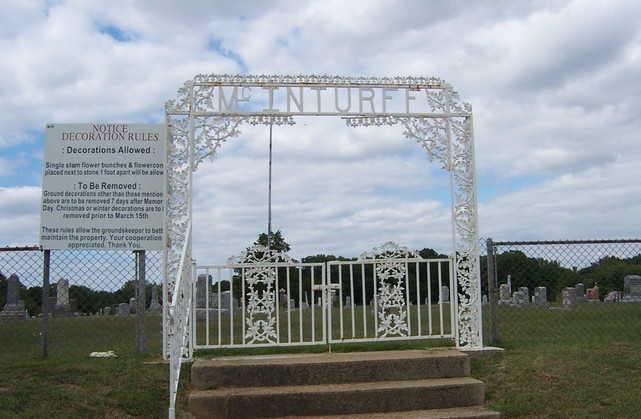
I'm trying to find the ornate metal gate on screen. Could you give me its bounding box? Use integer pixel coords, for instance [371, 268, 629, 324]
[326, 242, 455, 344]
[192, 246, 327, 349]
[191, 242, 455, 351]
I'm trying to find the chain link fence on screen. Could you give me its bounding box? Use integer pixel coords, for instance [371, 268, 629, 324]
[483, 239, 641, 347]
[4, 239, 641, 357]
[0, 247, 163, 359]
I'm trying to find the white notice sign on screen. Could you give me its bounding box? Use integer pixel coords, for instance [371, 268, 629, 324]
[40, 123, 166, 250]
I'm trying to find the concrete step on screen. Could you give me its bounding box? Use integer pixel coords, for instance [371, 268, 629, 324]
[275, 406, 501, 418]
[188, 349, 499, 419]
[188, 377, 486, 419]
[191, 349, 470, 389]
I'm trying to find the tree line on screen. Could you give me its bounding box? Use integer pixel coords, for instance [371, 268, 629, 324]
[2, 232, 640, 316]
[482, 250, 641, 302]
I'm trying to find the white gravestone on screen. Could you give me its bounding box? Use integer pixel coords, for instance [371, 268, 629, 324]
[512, 290, 527, 307]
[440, 286, 450, 303]
[604, 291, 621, 302]
[345, 296, 352, 308]
[300, 292, 310, 309]
[56, 278, 70, 308]
[562, 287, 578, 309]
[499, 283, 511, 305]
[532, 287, 547, 306]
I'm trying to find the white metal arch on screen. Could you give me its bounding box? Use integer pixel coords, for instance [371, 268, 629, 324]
[163, 74, 483, 356]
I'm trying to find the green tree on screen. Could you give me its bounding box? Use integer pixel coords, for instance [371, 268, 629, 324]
[0, 271, 7, 308]
[233, 230, 292, 303]
[23, 286, 42, 317]
[576, 255, 641, 299]
[253, 229, 291, 253]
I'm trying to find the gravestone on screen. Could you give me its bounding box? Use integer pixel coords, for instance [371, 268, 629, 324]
[370, 299, 379, 314]
[300, 291, 310, 309]
[604, 291, 621, 302]
[0, 274, 27, 320]
[56, 278, 70, 308]
[117, 303, 130, 316]
[196, 274, 211, 308]
[498, 283, 511, 305]
[330, 290, 338, 306]
[440, 286, 450, 303]
[129, 297, 136, 313]
[148, 285, 162, 314]
[52, 278, 77, 317]
[279, 288, 287, 307]
[586, 284, 599, 302]
[221, 291, 237, 312]
[562, 287, 577, 309]
[103, 306, 112, 315]
[482, 295, 488, 305]
[512, 289, 528, 307]
[622, 275, 641, 303]
[532, 287, 547, 306]
[519, 287, 530, 306]
[575, 283, 586, 302]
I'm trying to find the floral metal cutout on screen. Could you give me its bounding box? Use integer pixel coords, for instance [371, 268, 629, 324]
[360, 242, 421, 338]
[229, 245, 294, 344]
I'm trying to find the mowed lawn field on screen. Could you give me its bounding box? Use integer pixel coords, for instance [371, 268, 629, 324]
[1, 303, 640, 418]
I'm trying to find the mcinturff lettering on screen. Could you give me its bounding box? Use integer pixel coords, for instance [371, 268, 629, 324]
[207, 85, 429, 115]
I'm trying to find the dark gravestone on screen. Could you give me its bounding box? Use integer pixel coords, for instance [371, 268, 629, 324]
[0, 274, 27, 320]
[148, 285, 162, 314]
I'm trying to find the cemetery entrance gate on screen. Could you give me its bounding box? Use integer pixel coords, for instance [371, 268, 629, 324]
[164, 75, 484, 417]
[191, 242, 456, 350]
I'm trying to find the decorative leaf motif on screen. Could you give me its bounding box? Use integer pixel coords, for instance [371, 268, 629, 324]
[360, 242, 419, 338]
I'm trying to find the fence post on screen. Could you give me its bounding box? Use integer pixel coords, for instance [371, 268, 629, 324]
[41, 249, 50, 358]
[486, 238, 499, 344]
[135, 250, 146, 354]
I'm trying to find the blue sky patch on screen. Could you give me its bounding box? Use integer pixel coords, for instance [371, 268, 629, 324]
[207, 38, 247, 73]
[98, 24, 136, 43]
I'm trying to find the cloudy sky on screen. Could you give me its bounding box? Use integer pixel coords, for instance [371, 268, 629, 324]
[1, 0, 640, 264]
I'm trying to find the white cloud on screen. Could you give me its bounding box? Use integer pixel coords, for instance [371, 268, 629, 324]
[0, 186, 41, 246]
[0, 0, 640, 259]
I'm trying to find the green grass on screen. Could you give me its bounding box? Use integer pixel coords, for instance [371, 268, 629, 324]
[1, 303, 640, 418]
[193, 304, 454, 347]
[0, 315, 190, 419]
[474, 303, 641, 418]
